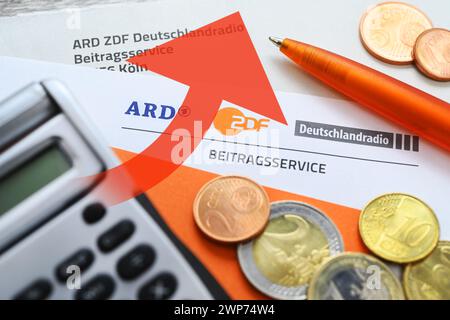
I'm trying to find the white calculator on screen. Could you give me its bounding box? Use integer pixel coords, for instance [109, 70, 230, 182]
[0, 80, 227, 300]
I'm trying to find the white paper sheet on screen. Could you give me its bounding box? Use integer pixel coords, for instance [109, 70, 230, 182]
[0, 0, 448, 102]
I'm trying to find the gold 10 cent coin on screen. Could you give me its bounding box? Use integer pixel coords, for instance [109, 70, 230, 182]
[360, 2, 432, 64]
[193, 176, 270, 243]
[413, 28, 450, 81]
[308, 253, 405, 300]
[359, 193, 439, 263]
[404, 240, 450, 300]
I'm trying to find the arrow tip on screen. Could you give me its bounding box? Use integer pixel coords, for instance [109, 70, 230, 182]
[128, 12, 288, 125]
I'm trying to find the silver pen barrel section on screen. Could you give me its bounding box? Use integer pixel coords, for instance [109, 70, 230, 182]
[269, 36, 283, 48]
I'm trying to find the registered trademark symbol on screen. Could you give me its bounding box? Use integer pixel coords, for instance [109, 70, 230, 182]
[178, 105, 191, 117]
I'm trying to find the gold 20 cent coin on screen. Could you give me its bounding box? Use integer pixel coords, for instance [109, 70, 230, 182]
[414, 28, 450, 81]
[359, 193, 439, 263]
[360, 2, 432, 64]
[404, 240, 450, 300]
[193, 176, 270, 243]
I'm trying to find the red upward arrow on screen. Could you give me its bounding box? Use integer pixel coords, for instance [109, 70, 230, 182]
[92, 12, 286, 205]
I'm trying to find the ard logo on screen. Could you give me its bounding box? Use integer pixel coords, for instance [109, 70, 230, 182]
[213, 107, 269, 136]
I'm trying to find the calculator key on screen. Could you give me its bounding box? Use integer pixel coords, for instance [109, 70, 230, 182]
[55, 248, 95, 282]
[97, 220, 135, 253]
[14, 279, 52, 300]
[116, 244, 155, 280]
[75, 274, 115, 300]
[82, 203, 106, 224]
[138, 272, 177, 300]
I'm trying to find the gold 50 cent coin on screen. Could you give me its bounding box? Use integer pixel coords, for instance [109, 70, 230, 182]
[308, 253, 405, 300]
[193, 176, 270, 243]
[359, 193, 439, 263]
[413, 28, 450, 81]
[404, 240, 450, 300]
[360, 2, 432, 64]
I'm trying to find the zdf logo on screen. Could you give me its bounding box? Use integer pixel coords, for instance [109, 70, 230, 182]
[213, 107, 269, 136]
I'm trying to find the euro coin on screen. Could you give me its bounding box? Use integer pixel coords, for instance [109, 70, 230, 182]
[308, 253, 405, 300]
[193, 176, 270, 243]
[237, 201, 344, 300]
[403, 240, 450, 300]
[359, 193, 439, 263]
[383, 260, 404, 281]
[413, 28, 450, 81]
[360, 2, 432, 64]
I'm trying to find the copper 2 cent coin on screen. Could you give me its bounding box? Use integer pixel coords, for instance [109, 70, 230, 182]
[193, 176, 270, 243]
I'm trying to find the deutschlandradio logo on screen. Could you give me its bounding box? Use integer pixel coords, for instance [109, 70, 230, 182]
[295, 120, 419, 151]
[213, 107, 270, 136]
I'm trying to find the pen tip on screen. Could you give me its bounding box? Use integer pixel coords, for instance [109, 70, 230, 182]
[269, 36, 283, 48]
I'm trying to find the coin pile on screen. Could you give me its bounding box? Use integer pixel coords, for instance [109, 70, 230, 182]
[193, 176, 449, 300]
[360, 2, 450, 81]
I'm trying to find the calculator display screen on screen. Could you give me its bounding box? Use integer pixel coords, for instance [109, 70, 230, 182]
[0, 144, 72, 215]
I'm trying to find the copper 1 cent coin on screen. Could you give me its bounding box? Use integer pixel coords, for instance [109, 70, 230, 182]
[360, 2, 432, 64]
[414, 28, 450, 81]
[193, 176, 270, 243]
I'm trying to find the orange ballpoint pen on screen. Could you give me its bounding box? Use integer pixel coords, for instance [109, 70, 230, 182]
[269, 37, 450, 152]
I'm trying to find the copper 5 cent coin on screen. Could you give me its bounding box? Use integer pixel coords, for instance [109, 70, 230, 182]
[193, 176, 270, 243]
[360, 2, 432, 64]
[414, 28, 450, 81]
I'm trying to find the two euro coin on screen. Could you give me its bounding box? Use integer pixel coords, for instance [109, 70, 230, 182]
[237, 201, 344, 300]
